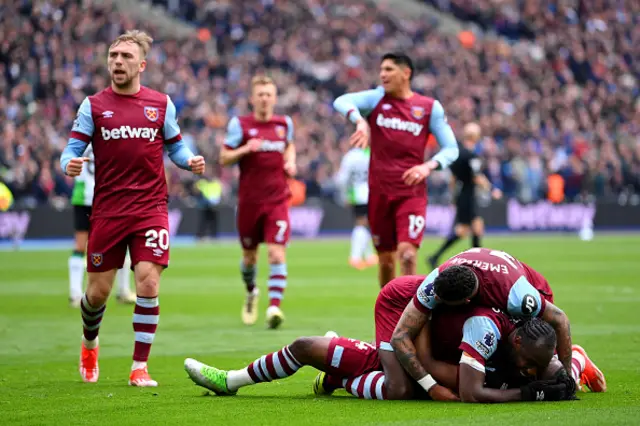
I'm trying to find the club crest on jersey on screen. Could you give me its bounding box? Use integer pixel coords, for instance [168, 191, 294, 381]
[249, 128, 258, 137]
[411, 106, 425, 120]
[275, 125, 286, 139]
[90, 253, 103, 267]
[144, 106, 159, 122]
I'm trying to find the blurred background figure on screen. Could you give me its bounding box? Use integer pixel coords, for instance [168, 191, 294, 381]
[427, 122, 502, 268]
[335, 147, 377, 270]
[194, 169, 223, 242]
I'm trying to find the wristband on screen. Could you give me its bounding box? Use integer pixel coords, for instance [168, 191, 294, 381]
[417, 374, 437, 392]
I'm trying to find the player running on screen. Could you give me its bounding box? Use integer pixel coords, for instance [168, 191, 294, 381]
[427, 123, 502, 268]
[60, 30, 205, 387]
[335, 147, 377, 269]
[220, 76, 296, 329]
[391, 247, 606, 394]
[68, 143, 136, 307]
[333, 52, 459, 288]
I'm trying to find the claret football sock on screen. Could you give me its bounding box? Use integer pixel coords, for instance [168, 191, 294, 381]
[268, 263, 287, 307]
[226, 345, 302, 392]
[342, 371, 387, 400]
[132, 296, 159, 363]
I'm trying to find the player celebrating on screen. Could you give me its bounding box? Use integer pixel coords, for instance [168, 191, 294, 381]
[60, 30, 205, 387]
[68, 144, 136, 307]
[184, 333, 386, 399]
[335, 147, 377, 269]
[390, 248, 595, 395]
[333, 52, 459, 288]
[427, 123, 502, 268]
[220, 76, 296, 329]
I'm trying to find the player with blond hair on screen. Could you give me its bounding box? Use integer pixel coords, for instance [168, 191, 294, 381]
[220, 75, 296, 329]
[60, 30, 206, 387]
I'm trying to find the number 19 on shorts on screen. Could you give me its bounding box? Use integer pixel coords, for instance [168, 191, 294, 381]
[408, 214, 425, 239]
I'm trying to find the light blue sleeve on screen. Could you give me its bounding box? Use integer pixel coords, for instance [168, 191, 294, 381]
[71, 97, 94, 138]
[164, 140, 195, 170]
[461, 316, 501, 360]
[415, 268, 440, 310]
[163, 95, 181, 142]
[60, 138, 89, 173]
[224, 117, 243, 148]
[332, 87, 385, 124]
[285, 115, 294, 142]
[429, 101, 459, 169]
[507, 276, 543, 317]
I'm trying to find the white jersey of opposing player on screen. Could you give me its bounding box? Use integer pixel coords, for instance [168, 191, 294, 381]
[70, 144, 95, 207]
[336, 147, 370, 205]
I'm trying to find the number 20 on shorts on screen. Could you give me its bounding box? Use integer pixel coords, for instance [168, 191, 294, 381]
[145, 229, 170, 250]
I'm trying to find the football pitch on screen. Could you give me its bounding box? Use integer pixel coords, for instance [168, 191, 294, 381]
[1, 235, 639, 425]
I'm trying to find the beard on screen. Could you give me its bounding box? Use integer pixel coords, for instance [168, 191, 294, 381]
[111, 70, 137, 89]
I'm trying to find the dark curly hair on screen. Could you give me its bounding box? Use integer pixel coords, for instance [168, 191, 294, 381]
[433, 265, 477, 302]
[517, 318, 557, 351]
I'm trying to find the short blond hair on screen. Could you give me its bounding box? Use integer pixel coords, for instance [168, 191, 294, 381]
[110, 30, 154, 58]
[251, 75, 276, 90]
[463, 122, 481, 141]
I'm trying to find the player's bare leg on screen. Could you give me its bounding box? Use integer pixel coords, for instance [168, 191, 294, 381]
[240, 248, 259, 325]
[397, 242, 418, 276]
[129, 261, 162, 387]
[470, 217, 484, 248]
[427, 224, 470, 269]
[377, 251, 396, 288]
[69, 231, 88, 307]
[266, 243, 287, 329]
[116, 251, 136, 304]
[80, 269, 117, 383]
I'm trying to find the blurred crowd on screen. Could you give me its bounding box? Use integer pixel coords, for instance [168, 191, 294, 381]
[0, 0, 638, 210]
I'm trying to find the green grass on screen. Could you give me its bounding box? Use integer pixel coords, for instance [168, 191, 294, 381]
[1, 236, 639, 425]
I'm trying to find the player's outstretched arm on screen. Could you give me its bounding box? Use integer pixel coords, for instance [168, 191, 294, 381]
[458, 362, 522, 403]
[541, 302, 572, 373]
[428, 101, 459, 170]
[332, 87, 385, 124]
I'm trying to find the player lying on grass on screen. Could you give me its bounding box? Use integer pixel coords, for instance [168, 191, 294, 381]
[391, 247, 590, 395]
[318, 275, 599, 402]
[183, 318, 573, 402]
[183, 301, 589, 402]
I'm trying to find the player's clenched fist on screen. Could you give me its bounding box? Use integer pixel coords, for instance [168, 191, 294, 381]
[188, 156, 206, 175]
[65, 157, 90, 177]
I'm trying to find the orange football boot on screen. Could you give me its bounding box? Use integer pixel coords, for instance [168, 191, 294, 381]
[573, 345, 606, 392]
[129, 366, 158, 387]
[79, 341, 99, 383]
[349, 259, 367, 270]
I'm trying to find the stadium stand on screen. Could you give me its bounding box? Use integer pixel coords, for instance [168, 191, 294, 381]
[1, 0, 638, 209]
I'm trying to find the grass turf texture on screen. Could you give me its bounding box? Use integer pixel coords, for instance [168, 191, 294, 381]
[0, 235, 639, 425]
